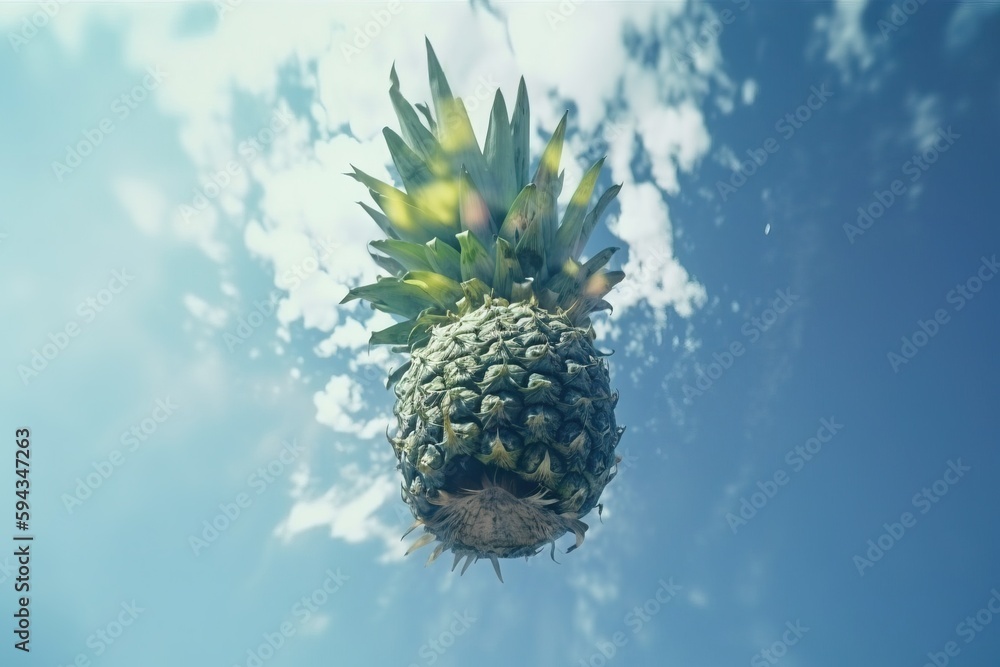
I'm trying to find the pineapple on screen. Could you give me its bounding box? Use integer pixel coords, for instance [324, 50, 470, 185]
[341, 40, 626, 581]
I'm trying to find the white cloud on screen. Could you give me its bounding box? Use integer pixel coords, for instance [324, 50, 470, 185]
[638, 101, 711, 195]
[906, 93, 943, 153]
[945, 3, 1000, 53]
[570, 570, 620, 604]
[591, 318, 622, 344]
[298, 614, 330, 636]
[113, 176, 167, 235]
[275, 467, 405, 563]
[688, 588, 709, 608]
[607, 182, 707, 324]
[182, 294, 228, 329]
[715, 144, 741, 172]
[317, 311, 396, 357]
[316, 317, 368, 356]
[742, 79, 758, 105]
[506, 3, 658, 131]
[243, 130, 411, 335]
[811, 0, 875, 83]
[314, 374, 391, 439]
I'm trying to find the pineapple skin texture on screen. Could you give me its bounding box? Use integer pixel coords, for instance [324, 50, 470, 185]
[390, 297, 624, 558]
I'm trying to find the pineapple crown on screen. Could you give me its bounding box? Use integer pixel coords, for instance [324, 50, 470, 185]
[341, 38, 624, 352]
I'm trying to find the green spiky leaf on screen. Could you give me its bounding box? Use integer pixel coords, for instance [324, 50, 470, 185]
[550, 254, 625, 308]
[566, 271, 624, 324]
[532, 113, 567, 198]
[380, 310, 454, 354]
[402, 271, 464, 307]
[553, 169, 565, 200]
[510, 77, 530, 190]
[514, 211, 547, 280]
[424, 238, 462, 282]
[483, 90, 517, 220]
[425, 39, 454, 128]
[369, 239, 434, 273]
[456, 230, 494, 284]
[340, 279, 441, 319]
[511, 279, 534, 302]
[459, 278, 491, 311]
[414, 102, 436, 134]
[349, 167, 442, 243]
[572, 183, 621, 259]
[565, 296, 613, 323]
[366, 188, 459, 245]
[358, 201, 399, 240]
[582, 270, 625, 299]
[492, 237, 521, 300]
[388, 64, 439, 162]
[544, 257, 580, 300]
[383, 128, 436, 194]
[551, 157, 605, 272]
[437, 96, 493, 211]
[368, 249, 405, 276]
[385, 360, 412, 388]
[536, 187, 558, 268]
[497, 184, 541, 246]
[370, 318, 420, 346]
[458, 170, 495, 248]
[578, 247, 620, 284]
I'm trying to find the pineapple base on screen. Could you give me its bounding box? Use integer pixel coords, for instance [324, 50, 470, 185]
[404, 463, 588, 582]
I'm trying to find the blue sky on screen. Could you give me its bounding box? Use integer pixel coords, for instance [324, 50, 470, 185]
[2, 1, 999, 666]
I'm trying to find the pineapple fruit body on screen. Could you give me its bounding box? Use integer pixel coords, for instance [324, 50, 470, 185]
[392, 298, 623, 570]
